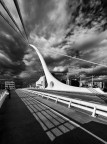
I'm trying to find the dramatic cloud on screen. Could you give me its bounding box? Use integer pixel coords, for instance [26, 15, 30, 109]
[0, 0, 107, 85]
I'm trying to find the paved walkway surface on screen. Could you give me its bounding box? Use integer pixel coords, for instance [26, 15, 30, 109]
[0, 90, 107, 144]
[0, 90, 50, 144]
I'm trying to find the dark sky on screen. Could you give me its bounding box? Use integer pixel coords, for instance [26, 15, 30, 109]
[0, 0, 107, 83]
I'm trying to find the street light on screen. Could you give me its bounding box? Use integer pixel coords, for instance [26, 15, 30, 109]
[92, 66, 95, 87]
[79, 75, 81, 87]
[92, 75, 94, 87]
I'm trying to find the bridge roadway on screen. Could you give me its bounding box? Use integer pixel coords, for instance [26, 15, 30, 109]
[0, 90, 107, 144]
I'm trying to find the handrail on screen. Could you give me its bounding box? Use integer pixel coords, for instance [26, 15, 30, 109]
[0, 90, 8, 108]
[23, 89, 107, 118]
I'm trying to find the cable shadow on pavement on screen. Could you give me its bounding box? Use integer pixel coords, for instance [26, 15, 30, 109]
[18, 92, 107, 144]
[21, 96, 76, 141]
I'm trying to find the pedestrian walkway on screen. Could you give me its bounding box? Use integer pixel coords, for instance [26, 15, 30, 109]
[0, 90, 51, 144]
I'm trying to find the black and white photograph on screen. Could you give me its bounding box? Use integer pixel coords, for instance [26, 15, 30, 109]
[0, 0, 107, 143]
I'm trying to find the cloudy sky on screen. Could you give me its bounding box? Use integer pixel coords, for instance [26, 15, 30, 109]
[0, 0, 107, 83]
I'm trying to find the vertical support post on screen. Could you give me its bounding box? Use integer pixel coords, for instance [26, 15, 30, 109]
[91, 106, 96, 117]
[55, 97, 58, 103]
[47, 96, 49, 100]
[92, 75, 93, 87]
[66, 75, 70, 85]
[79, 75, 81, 87]
[68, 100, 72, 108]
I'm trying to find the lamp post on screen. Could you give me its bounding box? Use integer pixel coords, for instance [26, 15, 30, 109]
[67, 75, 70, 85]
[92, 75, 94, 87]
[79, 75, 81, 87]
[92, 66, 94, 87]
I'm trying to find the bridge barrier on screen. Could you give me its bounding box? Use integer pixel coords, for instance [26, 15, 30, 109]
[0, 90, 9, 108]
[23, 89, 107, 118]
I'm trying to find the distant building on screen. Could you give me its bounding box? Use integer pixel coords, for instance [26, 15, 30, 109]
[5, 81, 15, 89]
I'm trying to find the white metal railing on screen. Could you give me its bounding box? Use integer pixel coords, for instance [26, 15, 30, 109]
[22, 89, 107, 118]
[0, 90, 9, 108]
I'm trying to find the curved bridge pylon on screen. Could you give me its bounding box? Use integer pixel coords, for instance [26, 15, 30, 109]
[29, 44, 102, 94]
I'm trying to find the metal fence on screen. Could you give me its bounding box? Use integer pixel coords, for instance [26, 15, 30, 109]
[23, 89, 107, 118]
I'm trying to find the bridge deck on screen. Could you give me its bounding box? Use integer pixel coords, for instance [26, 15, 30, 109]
[0, 91, 50, 144]
[0, 90, 107, 144]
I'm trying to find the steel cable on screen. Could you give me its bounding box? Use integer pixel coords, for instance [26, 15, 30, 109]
[0, 11, 27, 44]
[13, 0, 28, 42]
[0, 0, 28, 43]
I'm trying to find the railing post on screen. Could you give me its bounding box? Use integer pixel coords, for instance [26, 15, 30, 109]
[68, 100, 72, 108]
[55, 97, 58, 103]
[91, 106, 97, 117]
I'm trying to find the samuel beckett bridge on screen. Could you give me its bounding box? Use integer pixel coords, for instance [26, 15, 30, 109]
[0, 0, 107, 144]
